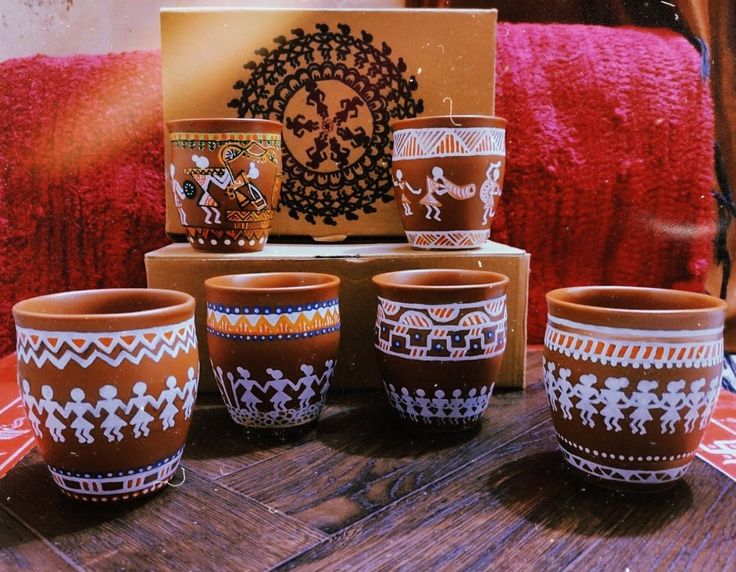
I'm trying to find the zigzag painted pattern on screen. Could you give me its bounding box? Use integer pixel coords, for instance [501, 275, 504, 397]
[16, 319, 197, 369]
[545, 323, 723, 369]
[560, 446, 689, 484]
[207, 302, 340, 338]
[170, 132, 281, 144]
[393, 127, 505, 160]
[406, 230, 489, 249]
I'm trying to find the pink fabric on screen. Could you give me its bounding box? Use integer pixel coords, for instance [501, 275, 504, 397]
[0, 52, 168, 356]
[493, 24, 715, 341]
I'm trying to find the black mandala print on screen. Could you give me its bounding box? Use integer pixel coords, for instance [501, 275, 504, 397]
[228, 23, 424, 225]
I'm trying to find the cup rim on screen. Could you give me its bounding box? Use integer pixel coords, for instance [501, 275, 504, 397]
[205, 272, 340, 293]
[546, 285, 728, 317]
[12, 288, 194, 323]
[167, 117, 282, 133]
[391, 115, 507, 131]
[372, 268, 509, 292]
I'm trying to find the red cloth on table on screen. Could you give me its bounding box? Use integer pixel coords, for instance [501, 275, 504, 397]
[0, 24, 715, 356]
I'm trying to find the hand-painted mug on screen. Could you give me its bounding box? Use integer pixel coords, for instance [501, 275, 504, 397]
[13, 288, 199, 502]
[391, 115, 506, 250]
[168, 118, 282, 253]
[205, 273, 340, 430]
[373, 269, 509, 431]
[544, 286, 727, 491]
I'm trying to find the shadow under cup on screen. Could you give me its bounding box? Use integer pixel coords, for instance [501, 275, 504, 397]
[543, 286, 728, 492]
[12, 288, 199, 502]
[205, 272, 341, 430]
[373, 269, 509, 431]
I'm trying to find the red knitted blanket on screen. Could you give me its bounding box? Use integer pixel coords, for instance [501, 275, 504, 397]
[0, 24, 715, 357]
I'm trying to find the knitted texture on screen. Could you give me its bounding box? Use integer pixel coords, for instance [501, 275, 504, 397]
[493, 24, 715, 342]
[0, 51, 168, 356]
[0, 24, 716, 355]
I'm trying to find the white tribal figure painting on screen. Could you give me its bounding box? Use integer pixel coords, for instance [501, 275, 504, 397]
[213, 360, 336, 427]
[19, 367, 198, 445]
[543, 359, 721, 435]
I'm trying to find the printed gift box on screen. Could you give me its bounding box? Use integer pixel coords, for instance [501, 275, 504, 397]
[161, 8, 497, 239]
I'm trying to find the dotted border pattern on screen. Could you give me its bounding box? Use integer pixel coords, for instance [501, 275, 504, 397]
[47, 447, 184, 502]
[207, 298, 339, 316]
[555, 432, 697, 463]
[207, 324, 341, 342]
[559, 446, 691, 484]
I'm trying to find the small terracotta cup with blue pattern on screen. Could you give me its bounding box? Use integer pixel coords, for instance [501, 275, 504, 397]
[373, 269, 509, 432]
[205, 272, 340, 431]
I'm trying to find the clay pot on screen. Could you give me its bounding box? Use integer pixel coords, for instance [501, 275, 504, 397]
[205, 273, 340, 430]
[390, 115, 506, 250]
[167, 118, 282, 253]
[372, 269, 509, 431]
[12, 289, 199, 502]
[544, 286, 727, 491]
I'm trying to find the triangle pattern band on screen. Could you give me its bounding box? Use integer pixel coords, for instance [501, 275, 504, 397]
[393, 127, 506, 160]
[17, 319, 198, 370]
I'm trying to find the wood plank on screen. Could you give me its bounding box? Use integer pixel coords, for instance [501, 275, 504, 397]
[219, 380, 549, 533]
[0, 505, 80, 571]
[183, 394, 366, 480]
[0, 450, 327, 571]
[564, 464, 736, 570]
[183, 395, 303, 480]
[280, 421, 736, 570]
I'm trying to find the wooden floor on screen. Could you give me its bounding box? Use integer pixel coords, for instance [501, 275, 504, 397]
[1, 349, 734, 571]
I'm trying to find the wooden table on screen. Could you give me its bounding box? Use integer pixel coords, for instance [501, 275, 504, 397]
[1, 349, 734, 570]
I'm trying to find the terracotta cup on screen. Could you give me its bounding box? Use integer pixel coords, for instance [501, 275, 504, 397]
[167, 118, 282, 253]
[373, 269, 509, 431]
[390, 115, 506, 250]
[544, 286, 727, 491]
[205, 273, 340, 429]
[12, 289, 199, 502]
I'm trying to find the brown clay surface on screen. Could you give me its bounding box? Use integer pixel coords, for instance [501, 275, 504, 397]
[12, 289, 198, 473]
[544, 286, 728, 488]
[168, 118, 282, 253]
[373, 269, 508, 430]
[205, 273, 340, 425]
[391, 115, 506, 238]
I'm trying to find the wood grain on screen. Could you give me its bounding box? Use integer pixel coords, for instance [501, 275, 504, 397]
[184, 394, 369, 480]
[0, 505, 80, 571]
[219, 383, 548, 533]
[0, 451, 326, 571]
[280, 421, 734, 571]
[1, 348, 734, 570]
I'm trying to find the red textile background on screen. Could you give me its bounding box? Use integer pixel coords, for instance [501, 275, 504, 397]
[492, 24, 715, 341]
[0, 24, 715, 357]
[0, 51, 168, 357]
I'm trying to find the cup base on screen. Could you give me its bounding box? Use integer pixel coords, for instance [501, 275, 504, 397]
[564, 464, 683, 493]
[226, 403, 325, 430]
[405, 229, 489, 250]
[559, 445, 690, 493]
[185, 227, 269, 253]
[48, 447, 184, 503]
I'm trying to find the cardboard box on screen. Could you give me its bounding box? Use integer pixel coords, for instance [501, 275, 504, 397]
[145, 241, 529, 392]
[161, 8, 497, 240]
